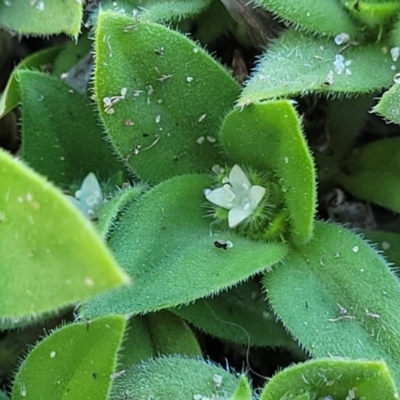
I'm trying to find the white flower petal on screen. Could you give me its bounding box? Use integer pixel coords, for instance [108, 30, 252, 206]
[229, 165, 251, 191]
[228, 205, 252, 228]
[205, 187, 235, 209]
[250, 185, 266, 208]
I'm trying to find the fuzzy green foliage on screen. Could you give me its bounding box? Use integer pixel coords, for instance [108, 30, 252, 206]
[254, 0, 361, 37]
[108, 356, 243, 399]
[18, 70, 126, 185]
[94, 10, 240, 184]
[82, 174, 288, 318]
[220, 101, 316, 244]
[374, 83, 400, 124]
[0, 149, 129, 328]
[0, 0, 82, 37]
[12, 315, 126, 400]
[260, 358, 398, 399]
[238, 28, 400, 105]
[266, 221, 400, 386]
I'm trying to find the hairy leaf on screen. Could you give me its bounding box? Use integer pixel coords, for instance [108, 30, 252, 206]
[238, 28, 399, 105]
[265, 221, 400, 386]
[0, 149, 129, 328]
[260, 358, 398, 400]
[12, 316, 126, 400]
[220, 101, 316, 244]
[0, 0, 82, 37]
[108, 356, 242, 399]
[82, 174, 288, 318]
[254, 0, 360, 37]
[374, 83, 400, 125]
[19, 70, 126, 185]
[94, 11, 240, 184]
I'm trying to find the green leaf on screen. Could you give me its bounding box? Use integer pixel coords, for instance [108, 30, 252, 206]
[119, 311, 201, 369]
[374, 83, 400, 125]
[338, 137, 400, 213]
[341, 0, 400, 29]
[238, 28, 399, 105]
[11, 315, 126, 400]
[0, 46, 62, 119]
[94, 10, 240, 184]
[171, 279, 293, 347]
[232, 375, 253, 400]
[254, 0, 360, 37]
[260, 358, 398, 400]
[18, 70, 126, 185]
[82, 174, 288, 318]
[0, 0, 82, 37]
[108, 356, 242, 399]
[94, 184, 147, 240]
[101, 0, 212, 22]
[0, 149, 129, 328]
[219, 101, 316, 244]
[265, 221, 400, 387]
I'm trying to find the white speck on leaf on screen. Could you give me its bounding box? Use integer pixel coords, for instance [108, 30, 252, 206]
[198, 114, 206, 123]
[205, 165, 266, 228]
[352, 246, 359, 253]
[50, 351, 56, 358]
[197, 136, 205, 144]
[391, 47, 400, 62]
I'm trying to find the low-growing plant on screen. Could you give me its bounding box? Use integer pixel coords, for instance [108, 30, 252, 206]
[2, 0, 400, 399]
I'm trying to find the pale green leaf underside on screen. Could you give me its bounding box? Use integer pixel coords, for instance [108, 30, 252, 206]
[19, 70, 126, 185]
[0, 46, 62, 119]
[254, 0, 360, 37]
[0, 0, 82, 36]
[239, 29, 399, 105]
[82, 174, 288, 318]
[171, 279, 293, 347]
[95, 11, 240, 184]
[260, 358, 398, 400]
[119, 311, 201, 369]
[374, 84, 400, 125]
[220, 101, 316, 244]
[265, 221, 400, 387]
[0, 149, 129, 327]
[12, 316, 126, 400]
[109, 357, 242, 399]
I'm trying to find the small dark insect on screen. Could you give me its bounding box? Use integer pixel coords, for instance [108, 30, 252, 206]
[92, 372, 97, 379]
[214, 240, 233, 250]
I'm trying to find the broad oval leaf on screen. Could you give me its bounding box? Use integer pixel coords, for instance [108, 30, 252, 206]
[219, 101, 316, 244]
[109, 356, 242, 399]
[260, 358, 398, 400]
[0, 149, 129, 328]
[254, 0, 360, 37]
[0, 0, 82, 37]
[265, 221, 400, 387]
[82, 174, 288, 318]
[18, 70, 126, 185]
[11, 315, 126, 400]
[238, 28, 400, 105]
[94, 10, 240, 184]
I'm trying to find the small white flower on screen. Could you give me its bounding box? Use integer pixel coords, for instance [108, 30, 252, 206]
[67, 172, 103, 216]
[205, 165, 265, 228]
